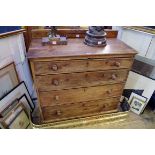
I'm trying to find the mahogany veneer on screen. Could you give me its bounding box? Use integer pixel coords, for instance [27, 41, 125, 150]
[27, 37, 137, 122]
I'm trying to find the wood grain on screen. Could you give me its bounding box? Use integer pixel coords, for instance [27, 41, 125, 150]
[27, 38, 137, 59]
[27, 37, 137, 122]
[39, 83, 124, 107]
[42, 97, 120, 121]
[36, 69, 128, 91]
[33, 58, 133, 75]
[31, 29, 118, 39]
[23, 27, 32, 51]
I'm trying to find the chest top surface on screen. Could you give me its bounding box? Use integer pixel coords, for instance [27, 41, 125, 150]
[27, 38, 137, 59]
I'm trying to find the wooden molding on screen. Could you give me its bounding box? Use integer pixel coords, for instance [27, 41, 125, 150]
[123, 26, 155, 35]
[23, 27, 32, 51]
[0, 29, 25, 39]
[31, 29, 118, 39]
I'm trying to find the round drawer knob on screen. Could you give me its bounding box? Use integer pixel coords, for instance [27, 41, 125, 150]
[111, 74, 117, 80]
[102, 105, 106, 109]
[114, 61, 120, 67]
[52, 79, 59, 86]
[55, 95, 59, 101]
[51, 64, 58, 71]
[56, 110, 62, 116]
[106, 89, 112, 94]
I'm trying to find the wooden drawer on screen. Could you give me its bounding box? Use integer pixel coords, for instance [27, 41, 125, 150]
[36, 69, 128, 91]
[42, 97, 120, 121]
[33, 58, 133, 75]
[39, 83, 124, 107]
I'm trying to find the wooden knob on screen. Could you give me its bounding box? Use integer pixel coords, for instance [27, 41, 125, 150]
[105, 60, 109, 64]
[102, 105, 106, 109]
[56, 110, 62, 116]
[52, 79, 59, 86]
[106, 89, 112, 94]
[55, 95, 59, 101]
[82, 103, 86, 107]
[51, 64, 58, 71]
[114, 61, 120, 67]
[86, 61, 89, 67]
[111, 74, 117, 80]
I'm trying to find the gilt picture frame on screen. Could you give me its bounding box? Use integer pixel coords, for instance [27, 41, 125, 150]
[0, 94, 33, 118]
[0, 62, 19, 99]
[0, 99, 18, 118]
[18, 94, 33, 113]
[0, 103, 30, 129]
[0, 81, 35, 113]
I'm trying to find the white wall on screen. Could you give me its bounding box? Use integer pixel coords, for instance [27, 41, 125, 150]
[146, 36, 155, 59]
[125, 71, 155, 101]
[113, 27, 155, 60]
[0, 33, 35, 97]
[112, 27, 155, 102]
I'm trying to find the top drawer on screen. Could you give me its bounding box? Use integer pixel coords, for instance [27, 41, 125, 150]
[33, 58, 133, 75]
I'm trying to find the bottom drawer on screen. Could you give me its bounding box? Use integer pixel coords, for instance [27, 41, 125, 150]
[41, 97, 120, 121]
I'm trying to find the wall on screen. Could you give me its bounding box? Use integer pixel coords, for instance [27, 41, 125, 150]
[112, 27, 155, 102]
[0, 33, 35, 97]
[125, 71, 155, 101]
[113, 27, 155, 60]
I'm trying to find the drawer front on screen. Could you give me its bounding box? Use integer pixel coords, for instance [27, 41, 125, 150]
[34, 58, 133, 75]
[42, 97, 119, 121]
[39, 83, 124, 107]
[36, 69, 128, 91]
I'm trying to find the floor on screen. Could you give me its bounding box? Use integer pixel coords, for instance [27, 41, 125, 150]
[31, 107, 155, 129]
[79, 109, 155, 129]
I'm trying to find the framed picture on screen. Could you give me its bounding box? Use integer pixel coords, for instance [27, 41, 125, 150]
[0, 94, 33, 118]
[129, 92, 148, 114]
[0, 103, 30, 129]
[18, 94, 33, 113]
[0, 99, 18, 118]
[0, 82, 35, 113]
[8, 110, 30, 129]
[0, 63, 19, 99]
[130, 97, 146, 115]
[128, 92, 147, 104]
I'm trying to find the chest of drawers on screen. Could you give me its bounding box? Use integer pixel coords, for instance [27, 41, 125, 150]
[27, 38, 137, 123]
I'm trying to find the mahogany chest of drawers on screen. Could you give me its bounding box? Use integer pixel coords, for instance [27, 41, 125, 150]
[27, 37, 137, 123]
